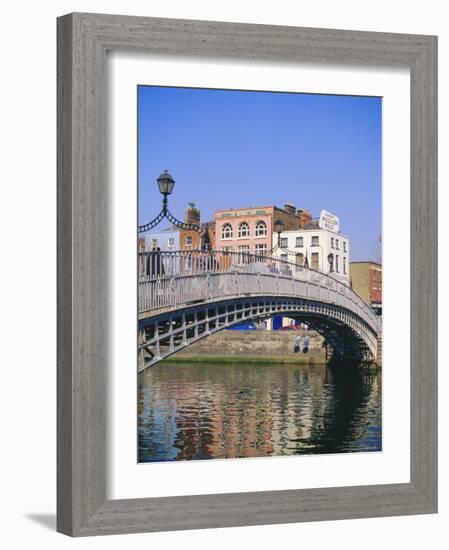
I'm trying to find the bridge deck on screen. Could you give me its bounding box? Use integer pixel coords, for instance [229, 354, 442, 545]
[137, 250, 381, 370]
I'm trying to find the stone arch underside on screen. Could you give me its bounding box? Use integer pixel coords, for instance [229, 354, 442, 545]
[138, 296, 378, 371]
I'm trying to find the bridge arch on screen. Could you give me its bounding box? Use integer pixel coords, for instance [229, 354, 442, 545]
[138, 295, 378, 371]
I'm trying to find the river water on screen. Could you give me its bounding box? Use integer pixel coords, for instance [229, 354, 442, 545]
[138, 361, 382, 462]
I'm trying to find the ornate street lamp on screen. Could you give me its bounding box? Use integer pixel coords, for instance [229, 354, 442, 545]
[274, 219, 285, 247]
[157, 169, 175, 208]
[271, 219, 306, 263]
[138, 170, 201, 234]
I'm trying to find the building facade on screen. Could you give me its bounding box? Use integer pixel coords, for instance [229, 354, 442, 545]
[179, 222, 216, 251]
[214, 203, 307, 256]
[272, 225, 350, 285]
[349, 261, 382, 315]
[143, 226, 180, 252]
[179, 203, 216, 251]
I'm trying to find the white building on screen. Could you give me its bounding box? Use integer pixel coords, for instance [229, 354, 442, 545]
[143, 226, 180, 251]
[272, 211, 350, 285]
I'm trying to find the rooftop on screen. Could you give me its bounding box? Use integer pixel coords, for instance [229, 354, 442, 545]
[350, 261, 382, 267]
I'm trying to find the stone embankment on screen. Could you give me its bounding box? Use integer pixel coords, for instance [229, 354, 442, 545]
[166, 329, 326, 364]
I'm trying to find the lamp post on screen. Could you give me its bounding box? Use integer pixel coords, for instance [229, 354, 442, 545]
[327, 252, 334, 274]
[157, 169, 175, 212]
[138, 170, 202, 234]
[274, 219, 285, 247]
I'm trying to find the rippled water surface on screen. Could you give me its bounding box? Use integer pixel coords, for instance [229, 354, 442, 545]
[138, 362, 381, 462]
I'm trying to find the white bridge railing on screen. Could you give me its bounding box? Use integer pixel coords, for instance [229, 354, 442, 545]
[138, 250, 380, 333]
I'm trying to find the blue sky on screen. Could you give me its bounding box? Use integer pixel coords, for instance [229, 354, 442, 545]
[138, 86, 381, 261]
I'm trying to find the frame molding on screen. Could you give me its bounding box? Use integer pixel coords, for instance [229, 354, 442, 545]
[57, 12, 437, 536]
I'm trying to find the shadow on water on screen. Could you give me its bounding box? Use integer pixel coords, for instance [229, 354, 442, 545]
[138, 361, 381, 462]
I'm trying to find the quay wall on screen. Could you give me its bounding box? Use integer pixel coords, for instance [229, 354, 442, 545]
[167, 329, 327, 364]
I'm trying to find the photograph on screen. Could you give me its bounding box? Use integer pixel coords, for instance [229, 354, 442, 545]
[137, 86, 383, 463]
[0, 1, 440, 542]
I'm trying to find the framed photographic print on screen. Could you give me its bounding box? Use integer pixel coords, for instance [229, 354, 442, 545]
[57, 13, 437, 536]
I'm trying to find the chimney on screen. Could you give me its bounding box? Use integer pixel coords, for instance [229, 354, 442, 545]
[284, 203, 296, 215]
[184, 202, 200, 225]
[297, 208, 312, 228]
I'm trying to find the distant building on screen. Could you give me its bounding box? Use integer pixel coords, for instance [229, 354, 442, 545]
[138, 237, 146, 252]
[179, 203, 216, 251]
[180, 203, 201, 251]
[214, 203, 308, 256]
[138, 237, 147, 276]
[349, 261, 382, 315]
[272, 210, 350, 285]
[143, 226, 180, 251]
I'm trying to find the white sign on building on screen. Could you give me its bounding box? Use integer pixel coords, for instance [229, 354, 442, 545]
[319, 210, 340, 233]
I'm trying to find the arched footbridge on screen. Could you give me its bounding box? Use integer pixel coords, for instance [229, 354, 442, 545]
[138, 250, 381, 371]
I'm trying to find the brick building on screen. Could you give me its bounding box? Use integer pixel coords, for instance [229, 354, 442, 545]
[214, 203, 309, 256]
[179, 203, 216, 251]
[349, 261, 382, 315]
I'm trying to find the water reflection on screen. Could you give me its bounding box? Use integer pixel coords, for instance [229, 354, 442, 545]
[138, 362, 381, 462]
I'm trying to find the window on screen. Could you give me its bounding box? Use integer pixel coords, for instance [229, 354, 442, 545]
[238, 245, 250, 264]
[280, 237, 288, 248]
[185, 236, 193, 250]
[167, 237, 175, 250]
[295, 236, 303, 247]
[311, 252, 319, 270]
[255, 220, 267, 236]
[295, 253, 304, 270]
[331, 237, 334, 248]
[222, 245, 233, 252]
[336, 239, 339, 250]
[221, 223, 233, 239]
[335, 254, 339, 272]
[343, 257, 347, 274]
[311, 236, 319, 247]
[280, 254, 288, 263]
[238, 222, 250, 238]
[343, 241, 347, 252]
[151, 238, 158, 249]
[255, 243, 267, 256]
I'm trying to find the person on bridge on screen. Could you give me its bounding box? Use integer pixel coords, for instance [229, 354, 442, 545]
[147, 247, 165, 279]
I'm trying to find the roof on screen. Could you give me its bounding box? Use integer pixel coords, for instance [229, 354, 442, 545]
[303, 219, 320, 229]
[157, 169, 175, 182]
[214, 205, 304, 217]
[279, 226, 349, 238]
[215, 205, 275, 213]
[349, 261, 382, 267]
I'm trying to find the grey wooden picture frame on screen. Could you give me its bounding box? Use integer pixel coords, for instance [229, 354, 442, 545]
[57, 12, 438, 537]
